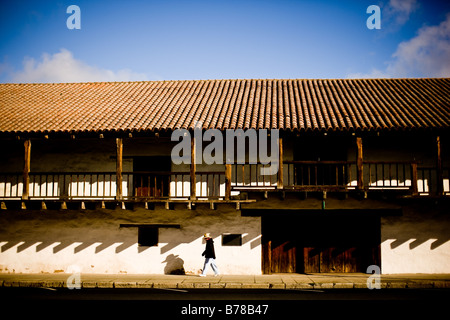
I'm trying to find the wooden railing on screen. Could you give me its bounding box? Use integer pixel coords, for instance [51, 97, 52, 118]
[230, 164, 278, 189]
[284, 161, 353, 190]
[0, 163, 448, 200]
[0, 171, 225, 200]
[417, 166, 449, 195]
[364, 161, 415, 190]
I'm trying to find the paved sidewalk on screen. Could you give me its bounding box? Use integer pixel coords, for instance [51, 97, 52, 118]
[1, 273, 450, 290]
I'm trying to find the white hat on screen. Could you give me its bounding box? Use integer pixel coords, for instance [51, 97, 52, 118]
[204, 233, 211, 238]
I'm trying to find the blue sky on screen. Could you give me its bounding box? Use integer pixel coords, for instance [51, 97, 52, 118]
[0, 0, 449, 83]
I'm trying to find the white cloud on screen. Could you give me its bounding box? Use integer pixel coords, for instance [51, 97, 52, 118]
[384, 0, 418, 26]
[346, 68, 390, 79]
[386, 13, 450, 77]
[9, 49, 149, 83]
[348, 13, 450, 78]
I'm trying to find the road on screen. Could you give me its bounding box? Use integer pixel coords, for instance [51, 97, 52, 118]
[2, 288, 447, 318]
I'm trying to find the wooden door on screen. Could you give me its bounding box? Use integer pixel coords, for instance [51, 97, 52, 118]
[299, 215, 380, 273]
[262, 213, 380, 274]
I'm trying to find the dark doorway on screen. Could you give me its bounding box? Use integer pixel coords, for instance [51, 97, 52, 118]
[133, 156, 171, 198]
[293, 136, 350, 186]
[262, 213, 380, 274]
[293, 135, 348, 161]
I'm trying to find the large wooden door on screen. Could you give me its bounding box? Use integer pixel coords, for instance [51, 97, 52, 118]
[262, 215, 300, 274]
[262, 213, 380, 274]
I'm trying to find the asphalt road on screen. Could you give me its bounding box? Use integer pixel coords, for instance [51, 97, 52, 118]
[1, 287, 448, 318]
[2, 287, 449, 300]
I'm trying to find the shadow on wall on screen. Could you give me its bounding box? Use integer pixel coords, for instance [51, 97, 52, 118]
[383, 237, 449, 250]
[162, 254, 185, 275]
[0, 240, 140, 254]
[0, 208, 262, 257]
[381, 203, 450, 251]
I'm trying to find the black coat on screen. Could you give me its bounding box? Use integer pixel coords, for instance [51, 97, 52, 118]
[202, 238, 216, 259]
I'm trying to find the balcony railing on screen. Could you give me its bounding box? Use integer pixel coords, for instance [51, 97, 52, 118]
[284, 161, 354, 190]
[0, 162, 448, 201]
[0, 171, 226, 200]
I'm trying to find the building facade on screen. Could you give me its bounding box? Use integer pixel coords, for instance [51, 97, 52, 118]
[0, 79, 449, 275]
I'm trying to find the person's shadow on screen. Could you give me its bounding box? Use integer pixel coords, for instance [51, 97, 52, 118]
[162, 254, 185, 275]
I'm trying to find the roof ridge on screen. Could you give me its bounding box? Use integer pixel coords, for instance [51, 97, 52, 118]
[1, 77, 449, 86]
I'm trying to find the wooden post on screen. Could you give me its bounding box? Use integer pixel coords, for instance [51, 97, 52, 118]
[116, 138, 123, 201]
[22, 139, 31, 200]
[277, 137, 283, 189]
[436, 136, 443, 196]
[411, 162, 418, 196]
[267, 240, 272, 274]
[190, 135, 196, 200]
[356, 137, 364, 190]
[225, 163, 231, 200]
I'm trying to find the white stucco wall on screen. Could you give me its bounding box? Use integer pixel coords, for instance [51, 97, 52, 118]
[0, 205, 261, 275]
[380, 203, 450, 274]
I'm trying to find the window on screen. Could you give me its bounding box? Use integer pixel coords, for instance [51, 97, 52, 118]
[222, 234, 242, 246]
[138, 226, 158, 247]
[119, 223, 180, 247]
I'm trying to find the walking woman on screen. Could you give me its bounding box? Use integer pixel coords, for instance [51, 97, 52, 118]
[199, 233, 220, 277]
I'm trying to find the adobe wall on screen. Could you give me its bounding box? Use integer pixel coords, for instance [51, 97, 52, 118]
[380, 200, 450, 274]
[0, 204, 261, 275]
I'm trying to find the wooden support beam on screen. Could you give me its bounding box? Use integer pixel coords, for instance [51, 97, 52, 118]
[436, 136, 444, 196]
[116, 138, 123, 201]
[190, 135, 196, 200]
[267, 240, 272, 275]
[22, 139, 31, 200]
[356, 137, 364, 190]
[411, 162, 418, 196]
[225, 163, 231, 201]
[277, 137, 283, 189]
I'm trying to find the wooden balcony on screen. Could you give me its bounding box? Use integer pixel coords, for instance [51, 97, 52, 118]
[1, 161, 448, 206]
[232, 161, 449, 196]
[0, 171, 226, 201]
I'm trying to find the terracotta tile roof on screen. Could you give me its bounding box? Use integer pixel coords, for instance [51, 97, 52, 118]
[0, 78, 449, 134]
